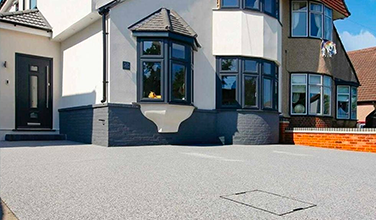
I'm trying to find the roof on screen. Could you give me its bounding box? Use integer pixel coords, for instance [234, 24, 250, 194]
[322, 0, 350, 18]
[348, 47, 376, 102]
[0, 9, 52, 31]
[129, 8, 198, 39]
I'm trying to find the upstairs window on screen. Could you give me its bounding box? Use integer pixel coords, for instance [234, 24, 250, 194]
[30, 0, 37, 9]
[291, 1, 333, 40]
[220, 0, 280, 19]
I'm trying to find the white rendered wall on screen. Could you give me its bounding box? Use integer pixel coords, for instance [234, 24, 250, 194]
[109, 0, 217, 110]
[213, 10, 282, 65]
[0, 28, 61, 140]
[60, 20, 103, 108]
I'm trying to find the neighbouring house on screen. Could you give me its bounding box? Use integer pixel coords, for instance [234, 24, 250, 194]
[348, 47, 376, 126]
[0, 0, 360, 146]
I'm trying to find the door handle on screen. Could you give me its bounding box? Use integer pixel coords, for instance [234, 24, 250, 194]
[46, 66, 50, 108]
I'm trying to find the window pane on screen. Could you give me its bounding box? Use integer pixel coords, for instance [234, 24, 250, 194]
[172, 43, 185, 59]
[172, 64, 186, 101]
[143, 62, 162, 99]
[324, 6, 332, 17]
[244, 76, 257, 107]
[263, 62, 272, 75]
[263, 78, 272, 108]
[244, 60, 258, 72]
[351, 87, 357, 119]
[222, 75, 238, 106]
[30, 0, 37, 9]
[292, 12, 307, 36]
[293, 2, 307, 11]
[264, 0, 273, 14]
[222, 0, 239, 7]
[291, 75, 306, 84]
[309, 85, 321, 114]
[324, 17, 333, 40]
[143, 41, 161, 55]
[310, 13, 323, 38]
[324, 76, 331, 87]
[338, 86, 350, 94]
[309, 75, 321, 85]
[338, 95, 349, 119]
[245, 0, 259, 9]
[292, 85, 306, 114]
[310, 3, 322, 12]
[221, 58, 238, 72]
[30, 76, 38, 108]
[324, 87, 331, 115]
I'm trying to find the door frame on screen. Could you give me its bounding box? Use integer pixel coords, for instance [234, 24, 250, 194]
[15, 53, 53, 130]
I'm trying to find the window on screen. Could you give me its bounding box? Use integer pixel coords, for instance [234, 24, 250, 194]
[337, 86, 357, 120]
[291, 1, 333, 40]
[291, 74, 332, 116]
[30, 0, 37, 9]
[217, 57, 278, 110]
[221, 0, 280, 19]
[138, 39, 193, 104]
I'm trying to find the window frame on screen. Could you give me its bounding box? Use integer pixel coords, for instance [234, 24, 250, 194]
[290, 74, 308, 116]
[336, 85, 357, 120]
[291, 0, 333, 41]
[220, 0, 280, 19]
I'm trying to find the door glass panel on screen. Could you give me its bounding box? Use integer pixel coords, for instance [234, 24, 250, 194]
[30, 75, 38, 108]
[30, 65, 38, 72]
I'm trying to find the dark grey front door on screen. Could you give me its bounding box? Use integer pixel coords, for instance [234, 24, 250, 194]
[16, 54, 52, 129]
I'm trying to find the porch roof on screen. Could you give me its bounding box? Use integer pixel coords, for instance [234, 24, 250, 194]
[0, 9, 52, 31]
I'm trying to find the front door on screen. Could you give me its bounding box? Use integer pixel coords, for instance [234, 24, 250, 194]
[16, 54, 52, 129]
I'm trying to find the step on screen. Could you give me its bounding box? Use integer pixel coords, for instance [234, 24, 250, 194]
[5, 134, 67, 141]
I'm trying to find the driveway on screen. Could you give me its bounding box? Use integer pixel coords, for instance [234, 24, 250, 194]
[0, 141, 375, 219]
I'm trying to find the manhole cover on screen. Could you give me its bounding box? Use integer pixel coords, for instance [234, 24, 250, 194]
[220, 190, 316, 216]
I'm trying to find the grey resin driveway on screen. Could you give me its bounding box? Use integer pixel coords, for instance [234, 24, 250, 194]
[1, 141, 376, 219]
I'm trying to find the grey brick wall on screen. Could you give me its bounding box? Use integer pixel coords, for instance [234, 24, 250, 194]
[59, 104, 279, 146]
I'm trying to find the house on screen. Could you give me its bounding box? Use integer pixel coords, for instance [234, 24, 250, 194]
[348, 47, 376, 126]
[0, 0, 359, 146]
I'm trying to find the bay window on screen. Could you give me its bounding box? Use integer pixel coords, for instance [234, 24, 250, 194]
[218, 57, 278, 110]
[138, 39, 193, 104]
[337, 86, 357, 120]
[291, 1, 333, 40]
[291, 74, 332, 116]
[220, 0, 280, 19]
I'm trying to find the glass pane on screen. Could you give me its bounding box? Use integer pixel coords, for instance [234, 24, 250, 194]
[338, 95, 349, 119]
[264, 0, 273, 14]
[221, 58, 238, 72]
[323, 87, 331, 115]
[172, 64, 186, 101]
[143, 41, 162, 55]
[263, 78, 272, 108]
[172, 43, 185, 59]
[143, 62, 162, 99]
[324, 76, 331, 87]
[263, 62, 272, 75]
[244, 76, 257, 107]
[221, 75, 237, 105]
[291, 75, 306, 84]
[245, 0, 259, 9]
[292, 12, 307, 36]
[30, 65, 38, 72]
[310, 13, 323, 38]
[30, 0, 37, 9]
[222, 0, 239, 7]
[244, 60, 258, 72]
[309, 85, 321, 114]
[292, 85, 306, 114]
[324, 17, 333, 40]
[324, 6, 332, 17]
[338, 86, 350, 94]
[309, 75, 321, 85]
[30, 76, 38, 108]
[310, 3, 322, 12]
[351, 87, 357, 119]
[293, 2, 307, 11]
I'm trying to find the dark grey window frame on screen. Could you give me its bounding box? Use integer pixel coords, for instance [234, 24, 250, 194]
[220, 0, 280, 19]
[336, 85, 358, 120]
[217, 57, 279, 110]
[137, 38, 193, 105]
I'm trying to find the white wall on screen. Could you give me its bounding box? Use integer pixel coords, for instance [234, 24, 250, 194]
[0, 28, 61, 140]
[213, 10, 282, 65]
[60, 19, 103, 108]
[109, 0, 217, 110]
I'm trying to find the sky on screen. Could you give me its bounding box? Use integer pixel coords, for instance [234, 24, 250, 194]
[335, 0, 376, 52]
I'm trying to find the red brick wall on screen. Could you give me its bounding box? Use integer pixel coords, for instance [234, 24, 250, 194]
[283, 131, 376, 153]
